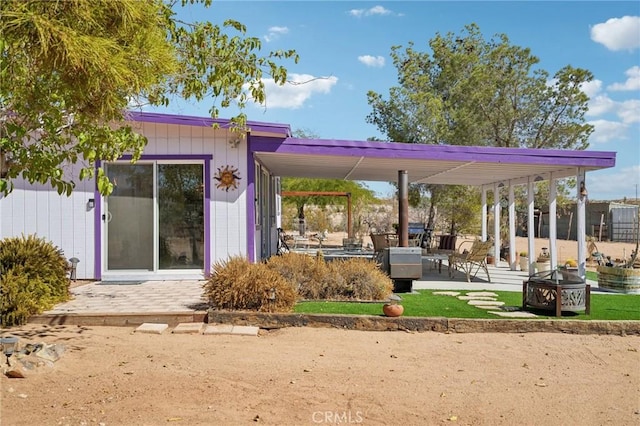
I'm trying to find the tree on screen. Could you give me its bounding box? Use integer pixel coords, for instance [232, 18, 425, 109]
[280, 129, 378, 235]
[0, 0, 298, 195]
[366, 23, 594, 231]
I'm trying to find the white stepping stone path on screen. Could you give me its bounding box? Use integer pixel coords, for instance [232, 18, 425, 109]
[466, 292, 499, 298]
[467, 300, 505, 306]
[488, 311, 539, 318]
[433, 291, 460, 297]
[172, 322, 205, 334]
[134, 323, 169, 334]
[457, 295, 498, 300]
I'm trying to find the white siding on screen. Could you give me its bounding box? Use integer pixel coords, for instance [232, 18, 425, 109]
[0, 165, 96, 280]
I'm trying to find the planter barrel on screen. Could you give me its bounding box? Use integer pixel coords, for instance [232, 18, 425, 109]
[597, 265, 640, 294]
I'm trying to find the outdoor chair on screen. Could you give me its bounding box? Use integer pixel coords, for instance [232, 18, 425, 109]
[370, 233, 398, 262]
[448, 239, 493, 283]
[410, 232, 424, 247]
[431, 234, 458, 255]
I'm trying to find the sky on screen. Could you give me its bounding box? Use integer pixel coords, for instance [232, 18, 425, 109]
[156, 1, 640, 201]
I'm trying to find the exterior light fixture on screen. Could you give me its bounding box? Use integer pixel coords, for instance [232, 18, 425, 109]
[1, 336, 19, 365]
[579, 181, 588, 201]
[87, 198, 95, 209]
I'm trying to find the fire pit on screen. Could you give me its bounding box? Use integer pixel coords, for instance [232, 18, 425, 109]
[522, 270, 590, 317]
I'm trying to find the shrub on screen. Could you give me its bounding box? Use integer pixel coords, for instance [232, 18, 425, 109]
[204, 256, 297, 312]
[0, 235, 71, 326]
[266, 252, 329, 293]
[326, 258, 393, 300]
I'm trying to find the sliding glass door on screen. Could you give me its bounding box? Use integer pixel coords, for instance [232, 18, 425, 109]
[105, 162, 204, 272]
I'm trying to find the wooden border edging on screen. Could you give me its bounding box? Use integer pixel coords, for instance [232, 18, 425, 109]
[208, 309, 640, 335]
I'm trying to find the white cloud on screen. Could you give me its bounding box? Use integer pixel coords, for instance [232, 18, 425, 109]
[587, 119, 629, 143]
[349, 5, 394, 18]
[263, 26, 289, 42]
[608, 65, 640, 91]
[580, 79, 603, 98]
[617, 99, 640, 123]
[248, 73, 339, 109]
[590, 16, 640, 51]
[358, 55, 385, 67]
[586, 94, 617, 116]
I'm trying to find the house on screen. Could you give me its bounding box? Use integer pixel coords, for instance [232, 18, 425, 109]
[0, 111, 617, 280]
[0, 111, 291, 281]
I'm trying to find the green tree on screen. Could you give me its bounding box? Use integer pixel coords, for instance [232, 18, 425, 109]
[0, 0, 298, 195]
[366, 23, 593, 231]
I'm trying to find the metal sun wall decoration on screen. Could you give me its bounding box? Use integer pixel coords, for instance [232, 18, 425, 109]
[214, 165, 241, 192]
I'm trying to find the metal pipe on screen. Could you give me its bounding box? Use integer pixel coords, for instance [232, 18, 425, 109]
[398, 170, 409, 247]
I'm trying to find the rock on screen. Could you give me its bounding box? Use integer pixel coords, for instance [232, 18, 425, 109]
[35, 344, 65, 363]
[5, 365, 27, 378]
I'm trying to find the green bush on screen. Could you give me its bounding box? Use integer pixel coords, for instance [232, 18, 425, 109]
[204, 256, 297, 312]
[0, 235, 71, 326]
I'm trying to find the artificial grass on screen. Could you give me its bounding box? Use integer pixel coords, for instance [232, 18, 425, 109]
[294, 290, 640, 320]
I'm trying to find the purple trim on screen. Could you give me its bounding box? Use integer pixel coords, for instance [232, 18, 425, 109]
[94, 160, 102, 280]
[246, 134, 256, 263]
[251, 137, 616, 167]
[93, 155, 213, 279]
[203, 157, 211, 277]
[127, 111, 291, 137]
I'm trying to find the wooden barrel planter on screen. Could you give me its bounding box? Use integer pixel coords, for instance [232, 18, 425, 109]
[597, 265, 640, 294]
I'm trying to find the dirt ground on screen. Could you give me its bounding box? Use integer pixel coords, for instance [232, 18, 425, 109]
[1, 325, 639, 425]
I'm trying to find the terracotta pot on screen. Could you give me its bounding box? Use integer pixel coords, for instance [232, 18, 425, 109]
[383, 303, 404, 317]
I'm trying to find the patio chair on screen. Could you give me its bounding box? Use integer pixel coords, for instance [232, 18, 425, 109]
[448, 239, 493, 283]
[431, 234, 458, 255]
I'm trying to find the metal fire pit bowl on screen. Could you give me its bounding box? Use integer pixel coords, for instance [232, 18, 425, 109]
[522, 270, 590, 317]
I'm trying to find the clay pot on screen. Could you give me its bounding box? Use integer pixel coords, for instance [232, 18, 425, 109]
[383, 303, 404, 317]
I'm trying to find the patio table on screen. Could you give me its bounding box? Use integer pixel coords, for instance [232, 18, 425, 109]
[421, 253, 449, 274]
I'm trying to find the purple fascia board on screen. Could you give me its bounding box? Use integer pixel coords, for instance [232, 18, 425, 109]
[251, 138, 616, 168]
[126, 111, 292, 137]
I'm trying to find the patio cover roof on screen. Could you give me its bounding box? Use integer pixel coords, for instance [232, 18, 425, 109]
[251, 137, 616, 187]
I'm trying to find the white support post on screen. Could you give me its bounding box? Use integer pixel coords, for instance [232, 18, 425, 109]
[549, 173, 558, 270]
[481, 187, 488, 242]
[576, 168, 587, 280]
[508, 182, 516, 270]
[527, 178, 535, 274]
[493, 182, 501, 261]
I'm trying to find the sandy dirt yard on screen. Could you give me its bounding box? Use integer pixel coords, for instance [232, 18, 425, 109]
[1, 324, 639, 425]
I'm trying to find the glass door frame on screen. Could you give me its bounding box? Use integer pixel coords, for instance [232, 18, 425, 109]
[97, 154, 212, 280]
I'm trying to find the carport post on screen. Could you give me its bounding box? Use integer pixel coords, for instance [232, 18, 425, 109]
[398, 170, 409, 247]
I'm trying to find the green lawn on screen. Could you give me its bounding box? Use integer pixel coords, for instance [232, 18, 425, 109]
[294, 290, 640, 320]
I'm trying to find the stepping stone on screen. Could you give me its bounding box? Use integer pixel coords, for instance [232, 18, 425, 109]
[231, 326, 259, 336]
[488, 311, 539, 318]
[432, 291, 460, 297]
[202, 324, 234, 335]
[475, 305, 503, 310]
[135, 323, 169, 334]
[172, 322, 205, 334]
[468, 300, 505, 306]
[457, 296, 497, 300]
[466, 292, 499, 297]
